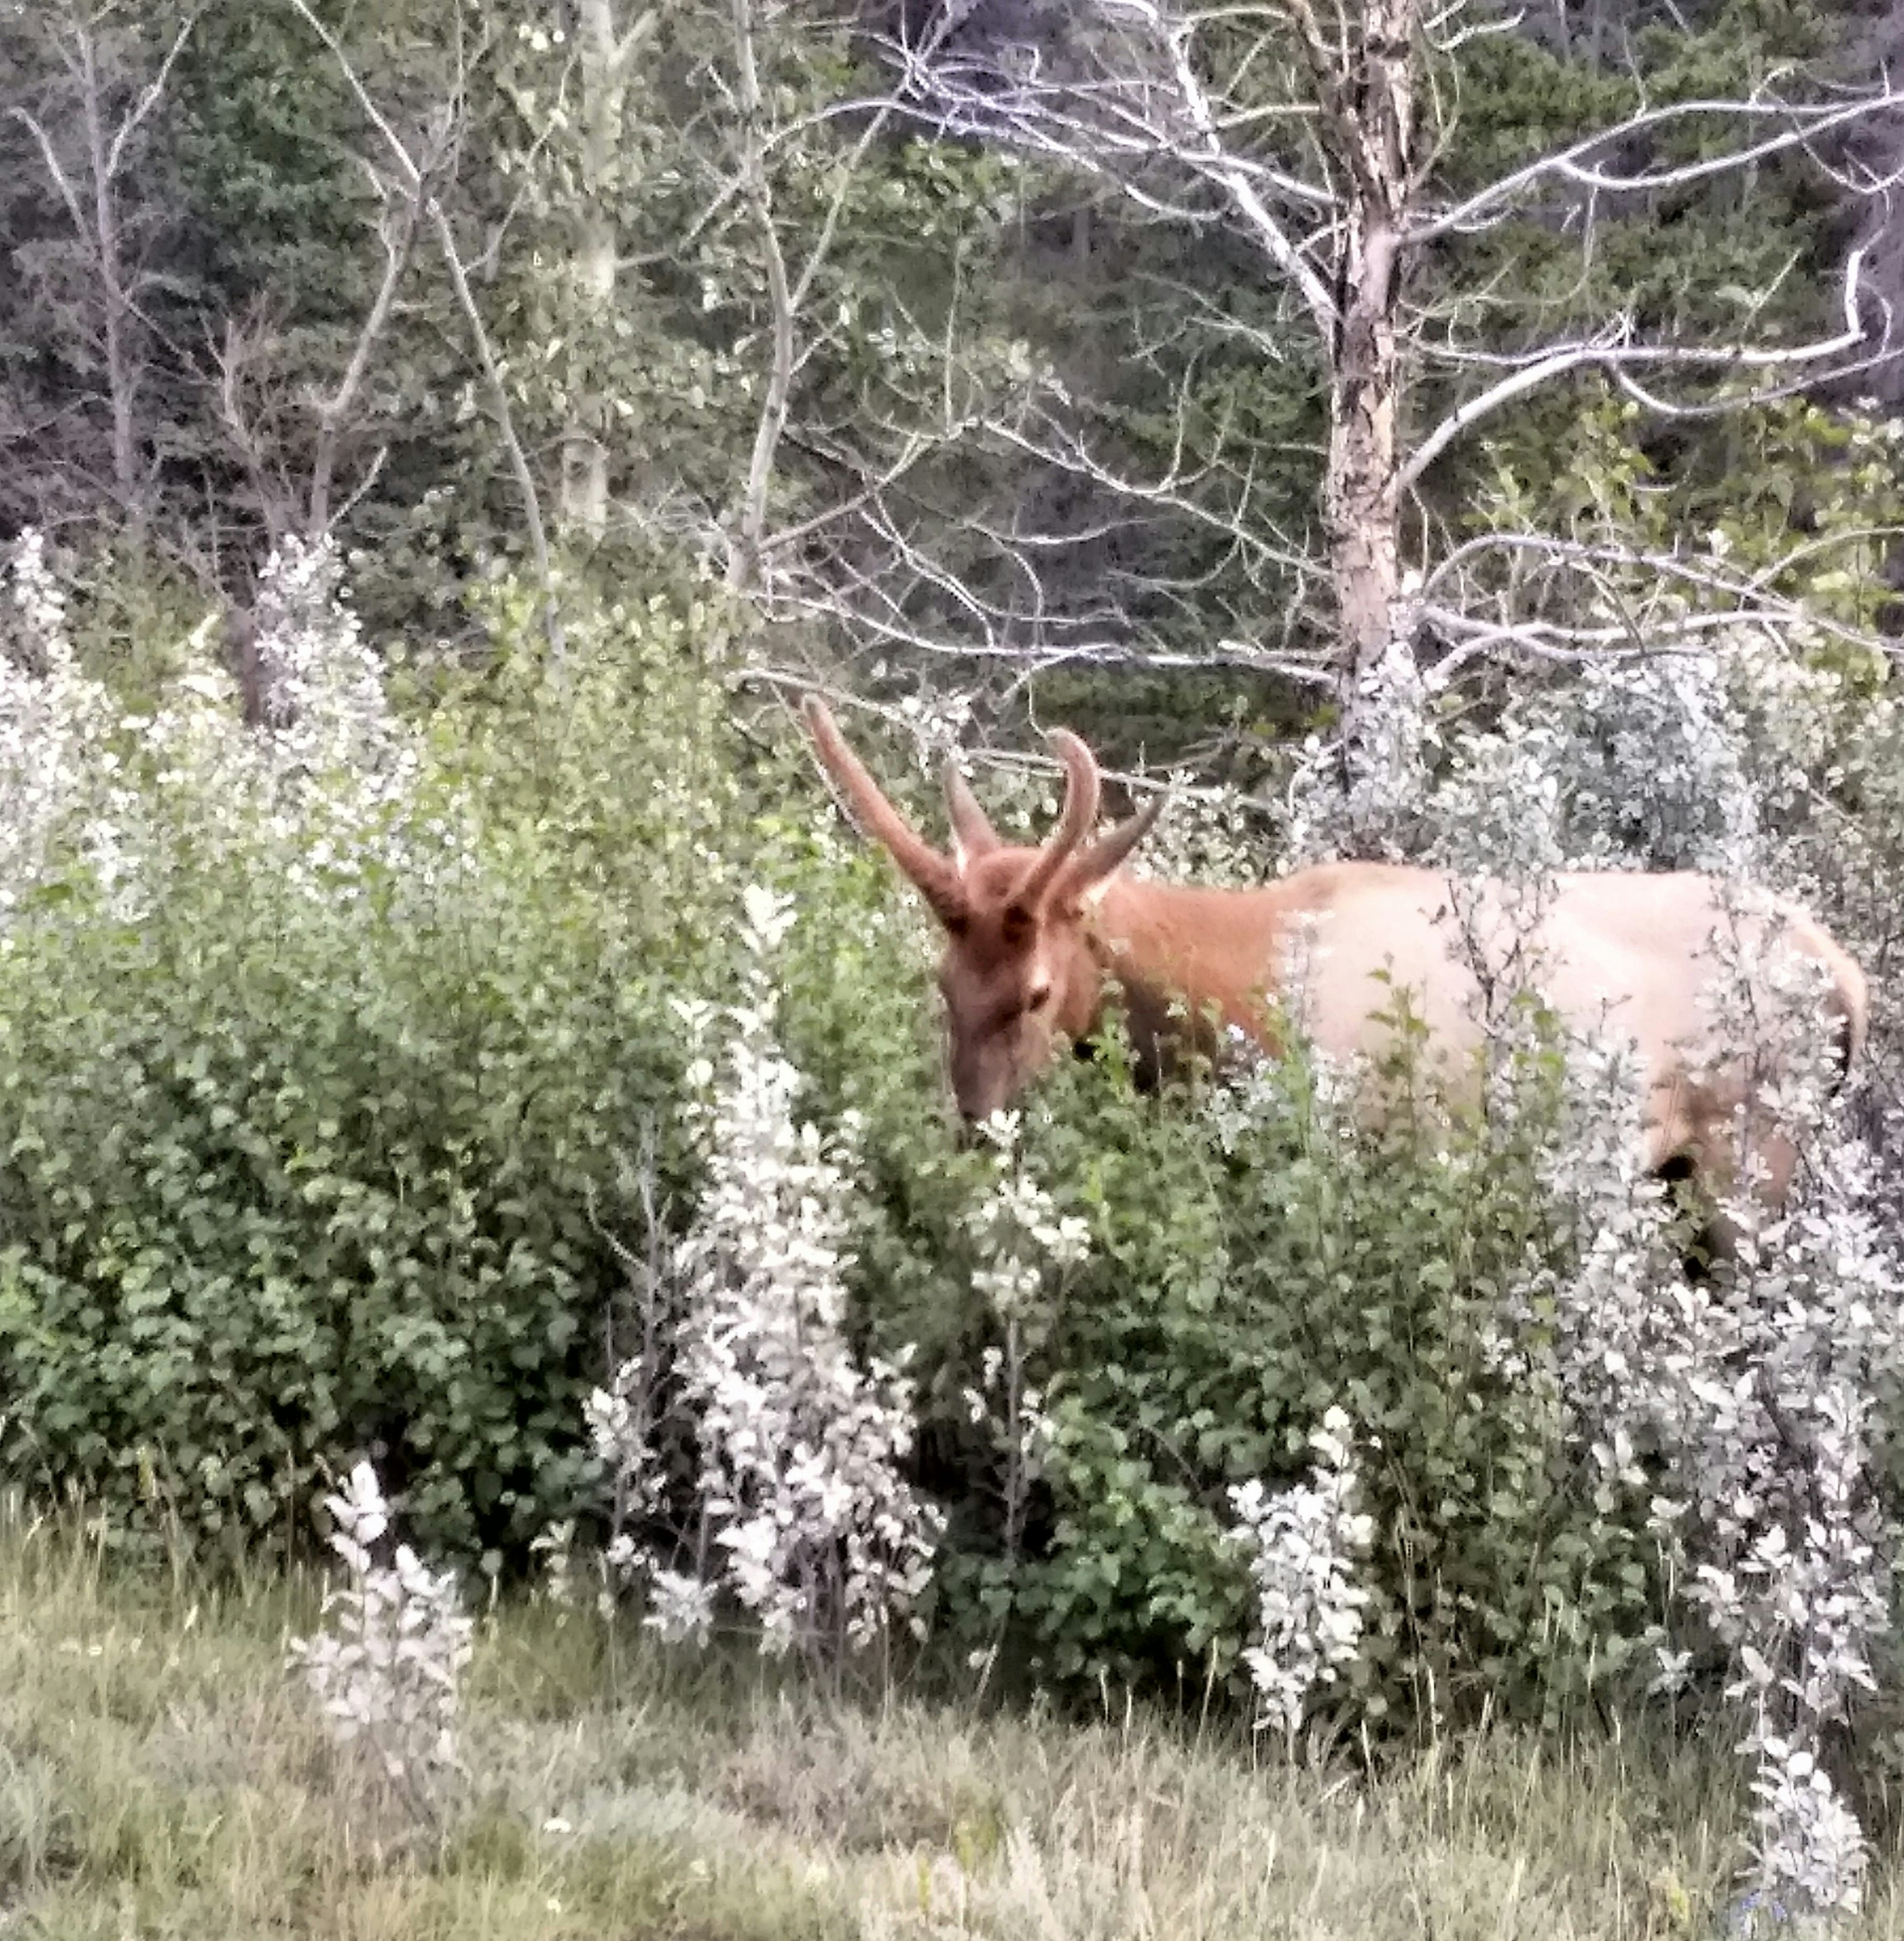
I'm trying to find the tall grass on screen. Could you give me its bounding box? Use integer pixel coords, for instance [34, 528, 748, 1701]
[1, 1500, 1899, 1939]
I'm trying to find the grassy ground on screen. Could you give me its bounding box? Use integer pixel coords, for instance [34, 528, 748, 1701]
[0, 1510, 1899, 1939]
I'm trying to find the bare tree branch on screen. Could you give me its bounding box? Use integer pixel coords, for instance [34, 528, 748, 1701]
[307, 159, 429, 538]
[1411, 89, 1904, 245]
[725, 0, 800, 595]
[888, 0, 1904, 728]
[103, 10, 198, 183]
[285, 0, 560, 658]
[1403, 243, 1885, 489]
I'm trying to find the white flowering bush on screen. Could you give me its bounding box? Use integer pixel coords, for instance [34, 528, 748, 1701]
[1526, 1020, 1894, 1915]
[0, 532, 120, 919]
[1341, 648, 1904, 1914]
[960, 1112, 1089, 1565]
[288, 1459, 473, 1824]
[1229, 1407, 1373, 1746]
[588, 884, 943, 1657]
[1285, 641, 1435, 864]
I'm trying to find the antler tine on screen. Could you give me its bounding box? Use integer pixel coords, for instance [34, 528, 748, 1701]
[1064, 790, 1167, 892]
[802, 698, 967, 924]
[943, 760, 1001, 864]
[1013, 728, 1101, 908]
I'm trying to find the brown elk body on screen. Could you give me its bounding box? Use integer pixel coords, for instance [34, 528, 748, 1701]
[802, 699, 1868, 1217]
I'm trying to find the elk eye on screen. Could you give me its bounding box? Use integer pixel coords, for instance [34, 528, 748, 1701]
[1028, 982, 1053, 1011]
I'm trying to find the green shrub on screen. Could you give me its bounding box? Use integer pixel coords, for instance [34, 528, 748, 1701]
[1005, 1013, 1661, 1724]
[0, 580, 739, 1560]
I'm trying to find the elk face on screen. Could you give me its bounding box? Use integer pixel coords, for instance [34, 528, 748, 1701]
[934, 850, 1106, 1122]
[801, 699, 1163, 1124]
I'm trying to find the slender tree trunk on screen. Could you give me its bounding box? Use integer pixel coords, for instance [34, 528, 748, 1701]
[725, 0, 795, 595]
[1314, 0, 1416, 713]
[308, 189, 421, 538]
[561, 0, 627, 539]
[1326, 211, 1402, 696]
[78, 28, 142, 537]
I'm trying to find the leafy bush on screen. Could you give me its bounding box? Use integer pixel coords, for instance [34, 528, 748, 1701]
[0, 543, 738, 1558]
[586, 883, 943, 1658]
[998, 1019, 1671, 1720]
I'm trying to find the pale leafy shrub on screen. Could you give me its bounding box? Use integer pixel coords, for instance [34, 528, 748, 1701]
[0, 531, 118, 919]
[1285, 641, 1435, 863]
[1558, 648, 1765, 872]
[1429, 675, 1901, 1914]
[590, 885, 943, 1657]
[1675, 925, 1895, 1916]
[1488, 975, 1891, 1914]
[1746, 1737, 1873, 1920]
[1333, 648, 1902, 1911]
[1418, 624, 1844, 885]
[287, 1459, 473, 1822]
[961, 1111, 1088, 1563]
[1229, 1407, 1373, 1746]
[251, 537, 401, 760]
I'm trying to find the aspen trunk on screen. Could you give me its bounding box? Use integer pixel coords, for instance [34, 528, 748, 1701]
[725, 0, 794, 596]
[560, 0, 625, 539]
[78, 28, 142, 536]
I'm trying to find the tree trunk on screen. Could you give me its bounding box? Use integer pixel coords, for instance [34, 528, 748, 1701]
[79, 28, 142, 537]
[1319, 0, 1416, 726]
[725, 0, 794, 596]
[560, 0, 627, 540]
[1326, 212, 1401, 699]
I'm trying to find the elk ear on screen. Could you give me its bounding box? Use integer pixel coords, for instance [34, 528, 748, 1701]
[943, 760, 1001, 867]
[1065, 792, 1166, 896]
[802, 697, 968, 927]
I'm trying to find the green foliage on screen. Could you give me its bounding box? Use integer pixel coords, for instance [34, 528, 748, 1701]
[996, 1018, 1656, 1723]
[1472, 393, 1904, 649]
[0, 587, 741, 1561]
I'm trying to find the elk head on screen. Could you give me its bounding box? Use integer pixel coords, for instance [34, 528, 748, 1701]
[802, 697, 1165, 1122]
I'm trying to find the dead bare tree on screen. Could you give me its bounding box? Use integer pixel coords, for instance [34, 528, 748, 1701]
[889, 0, 1904, 736]
[9, 2, 200, 539]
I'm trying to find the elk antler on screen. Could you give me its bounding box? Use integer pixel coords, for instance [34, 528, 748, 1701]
[802, 698, 968, 925]
[1064, 792, 1167, 895]
[1013, 729, 1102, 909]
[943, 761, 1001, 864]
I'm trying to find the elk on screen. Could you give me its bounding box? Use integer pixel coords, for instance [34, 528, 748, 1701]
[801, 698, 1868, 1219]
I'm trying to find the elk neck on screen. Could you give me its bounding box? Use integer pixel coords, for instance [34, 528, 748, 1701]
[1078, 873, 1294, 1077]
